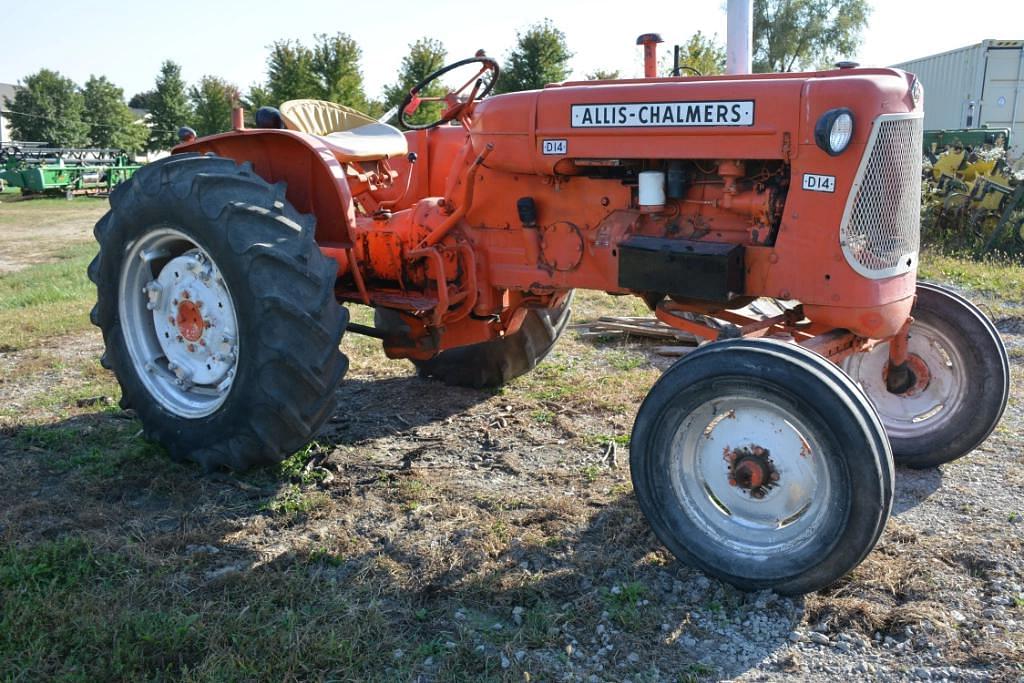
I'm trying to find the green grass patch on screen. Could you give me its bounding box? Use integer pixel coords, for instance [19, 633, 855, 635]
[0, 536, 116, 592]
[0, 534, 444, 681]
[580, 464, 602, 483]
[0, 242, 96, 309]
[603, 581, 653, 630]
[273, 442, 332, 485]
[604, 349, 647, 371]
[585, 433, 631, 448]
[261, 483, 330, 519]
[15, 419, 166, 478]
[919, 249, 1024, 304]
[0, 241, 97, 349]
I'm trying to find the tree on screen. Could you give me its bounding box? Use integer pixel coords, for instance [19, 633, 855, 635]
[586, 69, 620, 81]
[311, 32, 367, 108]
[494, 19, 573, 94]
[669, 31, 726, 76]
[148, 60, 192, 151]
[382, 37, 448, 127]
[190, 76, 240, 137]
[258, 34, 368, 110]
[82, 76, 148, 153]
[753, 0, 870, 73]
[265, 40, 318, 104]
[3, 69, 88, 146]
[128, 89, 157, 110]
[243, 83, 273, 113]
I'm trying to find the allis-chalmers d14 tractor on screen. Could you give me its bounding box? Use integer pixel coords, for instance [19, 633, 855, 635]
[90, 39, 1009, 594]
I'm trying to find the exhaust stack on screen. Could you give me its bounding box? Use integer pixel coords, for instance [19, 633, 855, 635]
[636, 33, 664, 78]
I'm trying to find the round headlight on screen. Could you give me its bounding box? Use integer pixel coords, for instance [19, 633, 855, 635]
[911, 78, 924, 108]
[814, 108, 854, 156]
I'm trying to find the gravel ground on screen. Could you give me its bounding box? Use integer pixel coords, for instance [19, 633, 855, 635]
[303, 314, 1024, 681]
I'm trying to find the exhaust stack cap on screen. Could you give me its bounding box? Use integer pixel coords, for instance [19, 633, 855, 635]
[636, 33, 664, 45]
[637, 33, 664, 79]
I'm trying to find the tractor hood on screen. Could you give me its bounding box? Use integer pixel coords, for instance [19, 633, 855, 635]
[469, 68, 919, 176]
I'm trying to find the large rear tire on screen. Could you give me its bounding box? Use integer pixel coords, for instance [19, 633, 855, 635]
[842, 282, 1009, 468]
[375, 294, 573, 388]
[630, 339, 894, 595]
[89, 153, 349, 471]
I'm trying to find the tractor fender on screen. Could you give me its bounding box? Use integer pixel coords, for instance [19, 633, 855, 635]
[175, 129, 357, 246]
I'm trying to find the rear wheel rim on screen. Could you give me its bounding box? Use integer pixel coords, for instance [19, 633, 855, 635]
[844, 319, 966, 439]
[119, 228, 240, 419]
[669, 395, 833, 558]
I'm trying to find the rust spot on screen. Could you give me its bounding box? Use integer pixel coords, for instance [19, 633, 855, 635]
[725, 446, 779, 499]
[176, 301, 206, 342]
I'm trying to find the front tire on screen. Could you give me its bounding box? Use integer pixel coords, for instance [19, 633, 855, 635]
[842, 282, 1009, 468]
[90, 153, 349, 471]
[630, 339, 893, 595]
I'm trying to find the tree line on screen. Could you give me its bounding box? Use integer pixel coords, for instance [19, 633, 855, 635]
[2, 1, 867, 151]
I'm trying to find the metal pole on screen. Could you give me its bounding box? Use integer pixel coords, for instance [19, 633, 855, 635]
[727, 0, 753, 75]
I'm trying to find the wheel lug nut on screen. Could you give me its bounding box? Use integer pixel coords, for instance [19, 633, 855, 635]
[187, 343, 196, 352]
[177, 335, 184, 342]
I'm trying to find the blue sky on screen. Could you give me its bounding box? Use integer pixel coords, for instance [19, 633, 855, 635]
[2, 0, 1022, 101]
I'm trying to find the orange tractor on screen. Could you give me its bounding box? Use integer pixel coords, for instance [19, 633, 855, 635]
[90, 41, 1008, 594]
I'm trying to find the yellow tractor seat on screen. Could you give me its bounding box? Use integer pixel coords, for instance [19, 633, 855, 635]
[279, 99, 408, 162]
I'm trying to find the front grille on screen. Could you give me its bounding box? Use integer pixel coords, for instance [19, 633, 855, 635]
[839, 113, 923, 278]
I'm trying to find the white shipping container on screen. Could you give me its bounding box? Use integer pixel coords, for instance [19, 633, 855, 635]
[893, 40, 1024, 157]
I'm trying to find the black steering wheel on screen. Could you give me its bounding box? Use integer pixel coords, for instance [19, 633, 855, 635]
[398, 56, 500, 130]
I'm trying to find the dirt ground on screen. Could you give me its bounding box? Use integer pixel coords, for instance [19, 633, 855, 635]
[0, 194, 107, 272]
[0, 199, 1022, 681]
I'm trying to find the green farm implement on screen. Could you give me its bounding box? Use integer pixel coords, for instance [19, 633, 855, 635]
[922, 127, 1011, 161]
[0, 143, 141, 199]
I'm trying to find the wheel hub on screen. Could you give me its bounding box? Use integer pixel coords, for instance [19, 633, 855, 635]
[883, 353, 932, 397]
[176, 300, 205, 342]
[148, 251, 237, 388]
[724, 446, 780, 499]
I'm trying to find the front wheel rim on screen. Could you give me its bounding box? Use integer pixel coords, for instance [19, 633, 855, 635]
[119, 228, 240, 419]
[669, 395, 833, 558]
[843, 319, 967, 439]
